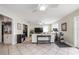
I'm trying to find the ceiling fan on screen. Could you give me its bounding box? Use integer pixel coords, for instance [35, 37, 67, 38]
[32, 4, 58, 12]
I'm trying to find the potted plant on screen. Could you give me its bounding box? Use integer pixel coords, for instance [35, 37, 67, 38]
[30, 30, 34, 37]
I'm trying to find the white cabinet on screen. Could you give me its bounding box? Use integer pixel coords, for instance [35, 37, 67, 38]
[32, 34, 37, 43]
[4, 34, 12, 44]
[51, 34, 55, 42]
[32, 34, 55, 43]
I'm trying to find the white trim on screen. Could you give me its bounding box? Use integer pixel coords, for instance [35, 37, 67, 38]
[64, 41, 74, 47]
[74, 17, 77, 47]
[74, 16, 79, 47]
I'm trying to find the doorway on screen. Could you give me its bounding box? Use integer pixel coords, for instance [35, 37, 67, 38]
[22, 24, 28, 42]
[23, 24, 28, 37]
[2, 22, 4, 43]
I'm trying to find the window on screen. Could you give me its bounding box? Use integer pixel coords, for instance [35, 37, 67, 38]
[51, 23, 58, 31]
[43, 25, 49, 32]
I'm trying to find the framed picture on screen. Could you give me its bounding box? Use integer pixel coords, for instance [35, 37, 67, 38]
[17, 23, 21, 30]
[61, 23, 67, 31]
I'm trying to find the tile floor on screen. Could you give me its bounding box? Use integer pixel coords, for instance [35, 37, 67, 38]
[0, 43, 79, 55]
[0, 38, 79, 55]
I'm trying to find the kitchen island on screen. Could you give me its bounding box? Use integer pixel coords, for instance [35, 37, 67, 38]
[32, 33, 55, 44]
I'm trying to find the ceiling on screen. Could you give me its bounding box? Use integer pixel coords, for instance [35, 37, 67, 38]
[0, 4, 79, 25]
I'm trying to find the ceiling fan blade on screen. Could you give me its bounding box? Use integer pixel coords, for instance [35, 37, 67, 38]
[32, 6, 39, 12]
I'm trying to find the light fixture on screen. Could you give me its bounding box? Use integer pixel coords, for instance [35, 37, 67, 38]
[39, 4, 47, 11]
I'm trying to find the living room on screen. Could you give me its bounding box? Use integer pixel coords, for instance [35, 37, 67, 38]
[0, 4, 79, 55]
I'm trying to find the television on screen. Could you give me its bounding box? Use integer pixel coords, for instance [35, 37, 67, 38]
[35, 28, 43, 33]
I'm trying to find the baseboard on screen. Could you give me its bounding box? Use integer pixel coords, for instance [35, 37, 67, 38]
[32, 42, 37, 44]
[32, 42, 54, 44]
[64, 41, 74, 47]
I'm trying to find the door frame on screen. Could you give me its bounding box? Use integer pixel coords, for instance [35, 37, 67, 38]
[23, 24, 28, 37]
[1, 22, 4, 44]
[74, 16, 79, 47]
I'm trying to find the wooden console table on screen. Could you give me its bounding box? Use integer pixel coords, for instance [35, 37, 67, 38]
[37, 35, 51, 44]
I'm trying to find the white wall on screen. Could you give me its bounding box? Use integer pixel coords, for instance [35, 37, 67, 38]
[55, 9, 79, 46]
[29, 24, 52, 33]
[12, 18, 29, 45]
[29, 23, 43, 32]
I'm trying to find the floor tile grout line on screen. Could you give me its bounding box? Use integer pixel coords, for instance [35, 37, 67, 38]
[16, 45, 23, 55]
[0, 41, 79, 55]
[8, 45, 9, 55]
